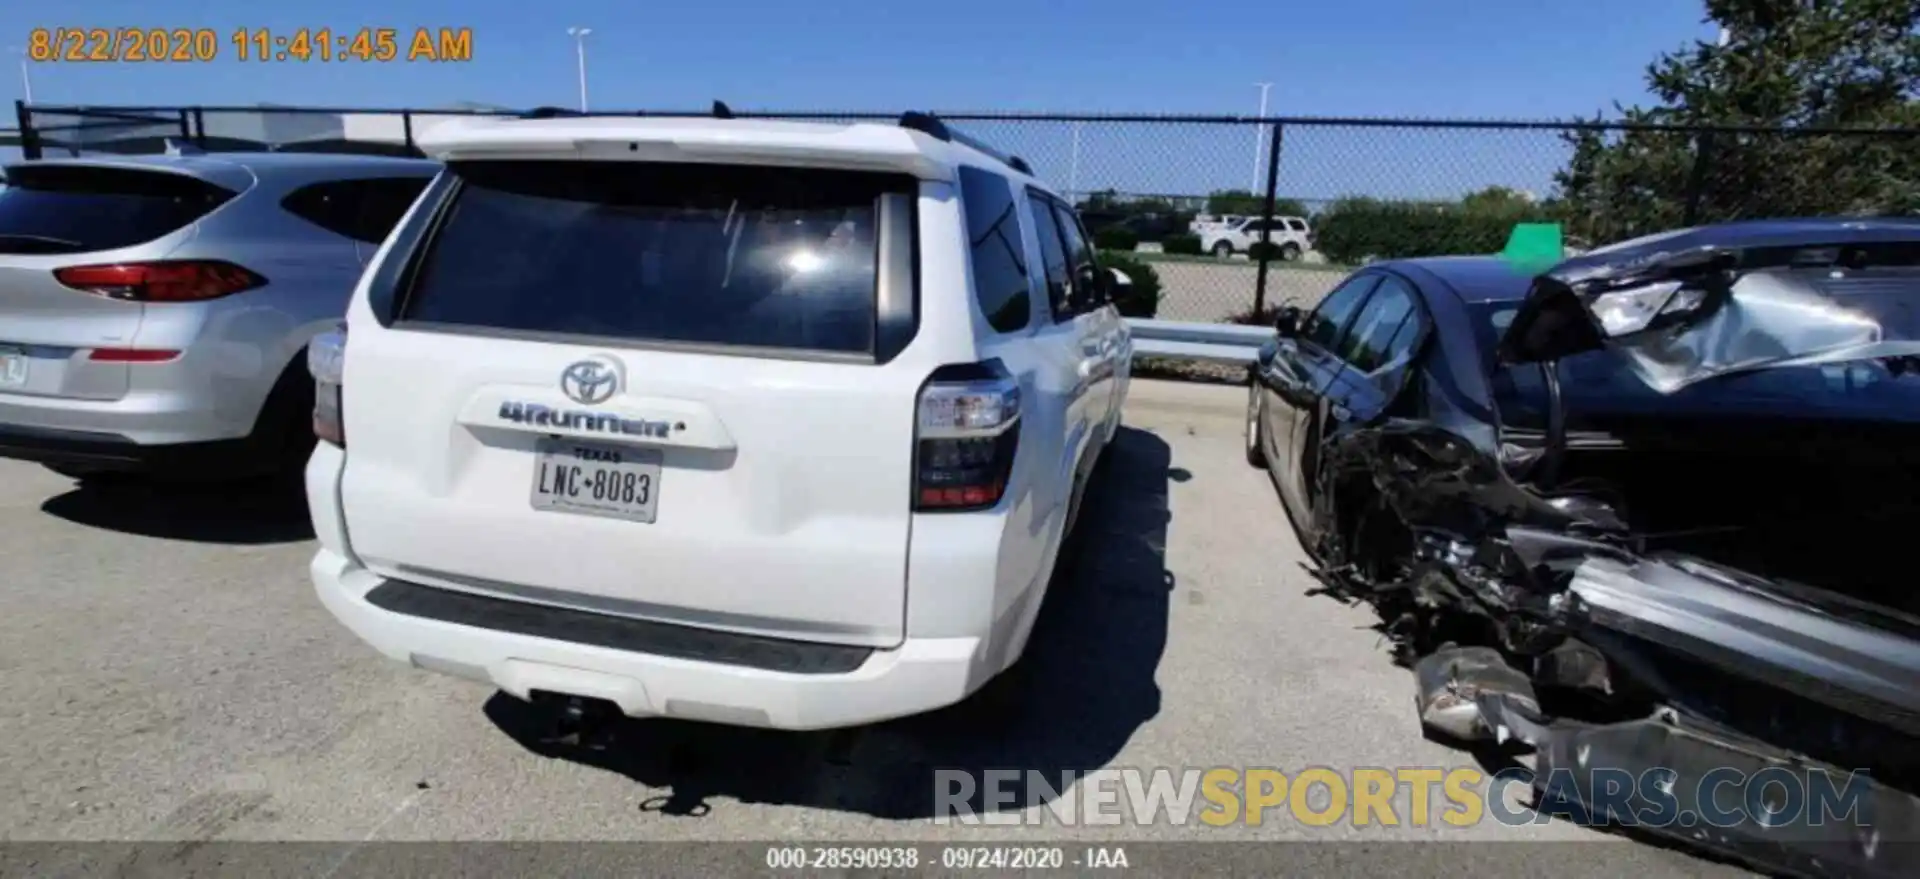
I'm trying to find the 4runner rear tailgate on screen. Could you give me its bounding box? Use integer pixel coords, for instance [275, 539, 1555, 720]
[338, 334, 922, 648]
[337, 149, 931, 649]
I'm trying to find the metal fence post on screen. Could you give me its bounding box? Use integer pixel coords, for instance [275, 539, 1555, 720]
[1683, 129, 1716, 226]
[402, 111, 416, 156]
[191, 107, 207, 148]
[176, 108, 192, 142]
[13, 100, 41, 160]
[1251, 121, 1285, 316]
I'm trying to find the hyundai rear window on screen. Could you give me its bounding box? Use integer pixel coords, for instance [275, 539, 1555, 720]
[398, 161, 913, 355]
[0, 165, 235, 255]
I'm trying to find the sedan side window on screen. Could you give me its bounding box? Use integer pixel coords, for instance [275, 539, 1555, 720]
[1338, 276, 1420, 374]
[1301, 274, 1380, 349]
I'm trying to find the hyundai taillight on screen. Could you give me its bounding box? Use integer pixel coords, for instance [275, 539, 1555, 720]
[914, 361, 1021, 512]
[53, 260, 266, 302]
[309, 326, 347, 448]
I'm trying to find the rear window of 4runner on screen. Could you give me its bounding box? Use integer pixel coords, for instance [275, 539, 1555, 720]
[398, 160, 913, 355]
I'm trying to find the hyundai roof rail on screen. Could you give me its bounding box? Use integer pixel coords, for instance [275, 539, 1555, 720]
[897, 111, 1033, 175]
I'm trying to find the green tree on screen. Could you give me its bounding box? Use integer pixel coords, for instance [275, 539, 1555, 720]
[1460, 186, 1536, 217]
[1555, 0, 1920, 244]
[1205, 189, 1308, 218]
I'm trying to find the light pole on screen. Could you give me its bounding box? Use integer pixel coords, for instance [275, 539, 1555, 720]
[1250, 82, 1273, 193]
[566, 27, 592, 112]
[8, 47, 31, 103]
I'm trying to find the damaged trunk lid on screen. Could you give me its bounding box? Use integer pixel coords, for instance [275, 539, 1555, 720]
[1497, 218, 1920, 393]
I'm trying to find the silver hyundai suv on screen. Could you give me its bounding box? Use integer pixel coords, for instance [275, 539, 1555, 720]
[0, 152, 439, 482]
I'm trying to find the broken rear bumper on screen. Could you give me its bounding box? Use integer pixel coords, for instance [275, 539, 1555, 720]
[1414, 550, 1920, 878]
[1532, 715, 1920, 879]
[1563, 552, 1920, 737]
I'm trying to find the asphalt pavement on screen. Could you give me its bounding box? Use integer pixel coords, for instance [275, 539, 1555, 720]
[0, 380, 1749, 876]
[1142, 259, 1345, 321]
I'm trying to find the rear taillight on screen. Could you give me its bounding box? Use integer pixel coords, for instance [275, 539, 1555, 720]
[87, 348, 181, 363]
[54, 260, 267, 302]
[914, 361, 1021, 512]
[309, 327, 347, 448]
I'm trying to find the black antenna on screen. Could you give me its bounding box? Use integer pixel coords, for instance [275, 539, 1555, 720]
[711, 100, 735, 119]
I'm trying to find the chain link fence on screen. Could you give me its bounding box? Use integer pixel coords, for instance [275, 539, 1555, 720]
[10, 102, 1916, 322]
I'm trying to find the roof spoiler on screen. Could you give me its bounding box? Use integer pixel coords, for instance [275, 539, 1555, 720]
[897, 111, 1032, 175]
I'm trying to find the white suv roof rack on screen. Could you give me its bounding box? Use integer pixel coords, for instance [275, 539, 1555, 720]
[504, 104, 1034, 177]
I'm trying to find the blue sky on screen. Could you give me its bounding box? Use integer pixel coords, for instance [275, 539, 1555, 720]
[4, 0, 1723, 201]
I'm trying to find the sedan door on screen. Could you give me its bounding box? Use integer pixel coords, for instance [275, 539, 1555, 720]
[1298, 274, 1428, 544]
[1258, 272, 1380, 522]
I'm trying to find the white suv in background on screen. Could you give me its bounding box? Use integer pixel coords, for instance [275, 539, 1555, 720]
[1199, 215, 1313, 260]
[305, 110, 1132, 731]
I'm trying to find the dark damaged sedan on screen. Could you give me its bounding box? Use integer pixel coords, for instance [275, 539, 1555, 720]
[1246, 218, 1920, 878]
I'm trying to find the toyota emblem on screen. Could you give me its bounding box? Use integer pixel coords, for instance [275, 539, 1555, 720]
[560, 357, 623, 405]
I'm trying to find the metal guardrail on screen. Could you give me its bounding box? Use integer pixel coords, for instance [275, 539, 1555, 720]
[1125, 318, 1269, 366]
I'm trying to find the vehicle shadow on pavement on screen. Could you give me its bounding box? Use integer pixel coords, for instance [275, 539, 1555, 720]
[38, 475, 315, 545]
[482, 425, 1176, 820]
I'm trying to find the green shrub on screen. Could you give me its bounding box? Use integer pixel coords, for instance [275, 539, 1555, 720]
[1093, 225, 1140, 252]
[1161, 233, 1203, 255]
[1247, 241, 1291, 262]
[1098, 251, 1162, 319]
[1312, 195, 1555, 265]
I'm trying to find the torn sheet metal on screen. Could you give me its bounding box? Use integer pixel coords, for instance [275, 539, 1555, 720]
[1498, 220, 1920, 393]
[1582, 268, 1920, 394]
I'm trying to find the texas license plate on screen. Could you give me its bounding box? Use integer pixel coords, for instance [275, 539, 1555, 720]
[529, 438, 662, 523]
[0, 347, 25, 389]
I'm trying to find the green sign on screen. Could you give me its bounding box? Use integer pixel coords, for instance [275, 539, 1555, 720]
[1500, 223, 1564, 274]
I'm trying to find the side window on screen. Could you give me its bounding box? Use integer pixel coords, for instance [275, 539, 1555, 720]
[281, 177, 432, 245]
[1051, 202, 1104, 313]
[1287, 218, 1308, 232]
[1337, 276, 1421, 373]
[1301, 274, 1380, 349]
[958, 166, 1032, 333]
[1027, 194, 1072, 320]
[280, 181, 361, 242]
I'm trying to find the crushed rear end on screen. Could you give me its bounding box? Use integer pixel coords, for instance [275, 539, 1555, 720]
[1322, 221, 1920, 878]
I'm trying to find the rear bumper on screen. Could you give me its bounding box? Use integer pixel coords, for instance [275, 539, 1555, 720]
[0, 379, 257, 449]
[0, 421, 251, 473]
[311, 548, 985, 730]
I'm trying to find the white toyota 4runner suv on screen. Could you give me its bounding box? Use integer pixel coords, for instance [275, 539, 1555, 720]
[305, 110, 1132, 731]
